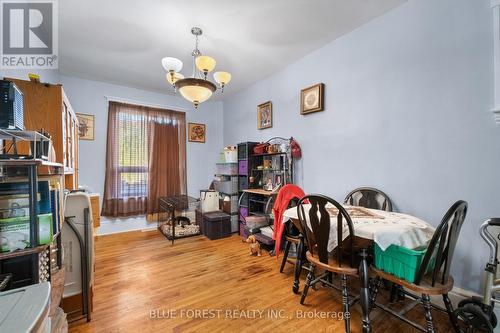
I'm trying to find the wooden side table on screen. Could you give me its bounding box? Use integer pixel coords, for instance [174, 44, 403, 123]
[89, 193, 100, 228]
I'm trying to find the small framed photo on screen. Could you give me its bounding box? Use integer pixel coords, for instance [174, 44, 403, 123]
[300, 83, 324, 115]
[257, 101, 272, 130]
[188, 123, 206, 143]
[76, 113, 95, 140]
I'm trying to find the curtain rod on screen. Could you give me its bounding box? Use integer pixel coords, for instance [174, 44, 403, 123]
[103, 95, 189, 112]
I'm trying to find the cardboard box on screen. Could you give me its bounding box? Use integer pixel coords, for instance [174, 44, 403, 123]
[0, 213, 53, 252]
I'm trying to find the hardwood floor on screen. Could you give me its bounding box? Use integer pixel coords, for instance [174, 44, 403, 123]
[69, 230, 455, 333]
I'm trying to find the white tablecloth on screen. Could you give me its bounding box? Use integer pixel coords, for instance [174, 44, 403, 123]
[282, 204, 435, 252]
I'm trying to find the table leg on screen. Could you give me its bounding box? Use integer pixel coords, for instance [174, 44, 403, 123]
[293, 234, 305, 294]
[359, 248, 372, 333]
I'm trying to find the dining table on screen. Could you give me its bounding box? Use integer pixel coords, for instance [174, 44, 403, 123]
[282, 204, 435, 333]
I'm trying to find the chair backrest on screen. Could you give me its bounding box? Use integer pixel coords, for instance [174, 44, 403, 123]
[297, 194, 356, 268]
[344, 187, 393, 212]
[284, 197, 302, 237]
[414, 200, 468, 286]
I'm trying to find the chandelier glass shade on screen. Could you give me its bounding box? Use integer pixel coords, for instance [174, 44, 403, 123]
[195, 55, 216, 77]
[166, 72, 184, 85]
[162, 27, 231, 108]
[176, 78, 216, 108]
[213, 71, 232, 91]
[162, 57, 183, 73]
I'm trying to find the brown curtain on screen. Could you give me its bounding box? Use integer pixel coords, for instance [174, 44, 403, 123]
[102, 101, 186, 217]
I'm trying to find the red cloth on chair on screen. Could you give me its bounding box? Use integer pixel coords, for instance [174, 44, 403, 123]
[272, 184, 305, 258]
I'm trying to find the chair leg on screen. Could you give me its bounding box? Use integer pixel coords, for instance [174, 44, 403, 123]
[293, 236, 305, 294]
[442, 293, 460, 333]
[421, 294, 436, 333]
[369, 277, 382, 311]
[341, 274, 351, 333]
[389, 283, 405, 303]
[280, 240, 291, 273]
[300, 265, 315, 305]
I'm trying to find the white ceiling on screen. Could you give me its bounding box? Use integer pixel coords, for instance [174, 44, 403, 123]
[59, 0, 406, 99]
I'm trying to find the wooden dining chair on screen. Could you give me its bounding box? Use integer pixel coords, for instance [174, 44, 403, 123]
[344, 187, 405, 302]
[297, 194, 358, 333]
[370, 200, 468, 333]
[344, 187, 393, 212]
[279, 198, 314, 294]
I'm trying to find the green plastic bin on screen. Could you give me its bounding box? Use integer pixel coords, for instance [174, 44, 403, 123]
[374, 243, 435, 283]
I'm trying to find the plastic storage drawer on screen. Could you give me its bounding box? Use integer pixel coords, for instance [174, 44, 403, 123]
[239, 207, 248, 221]
[215, 163, 238, 176]
[231, 215, 238, 233]
[239, 221, 249, 238]
[238, 177, 248, 191]
[213, 177, 238, 195]
[238, 160, 248, 175]
[374, 243, 435, 283]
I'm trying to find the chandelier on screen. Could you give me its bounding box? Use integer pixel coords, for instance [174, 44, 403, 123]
[162, 27, 232, 109]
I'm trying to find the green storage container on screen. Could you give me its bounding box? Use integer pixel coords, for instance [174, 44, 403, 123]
[374, 243, 435, 283]
[0, 213, 53, 252]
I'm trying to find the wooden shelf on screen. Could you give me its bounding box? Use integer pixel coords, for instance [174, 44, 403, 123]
[6, 78, 80, 191]
[0, 244, 49, 260]
[242, 188, 278, 196]
[251, 152, 288, 157]
[0, 159, 60, 166]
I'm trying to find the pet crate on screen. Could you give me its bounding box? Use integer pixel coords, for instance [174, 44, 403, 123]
[158, 195, 201, 245]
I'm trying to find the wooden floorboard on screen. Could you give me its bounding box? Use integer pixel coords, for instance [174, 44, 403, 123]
[69, 230, 454, 333]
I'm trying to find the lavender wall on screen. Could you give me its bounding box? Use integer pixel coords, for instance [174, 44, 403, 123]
[223, 0, 500, 293]
[59, 75, 223, 198]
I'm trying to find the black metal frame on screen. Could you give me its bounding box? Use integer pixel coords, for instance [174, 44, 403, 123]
[27, 164, 40, 283]
[0, 131, 63, 292]
[158, 195, 201, 245]
[65, 208, 92, 322]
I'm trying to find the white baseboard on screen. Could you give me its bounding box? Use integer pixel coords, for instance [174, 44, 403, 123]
[450, 286, 481, 299]
[97, 215, 156, 236]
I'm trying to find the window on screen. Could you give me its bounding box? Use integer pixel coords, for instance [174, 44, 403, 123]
[102, 101, 186, 217]
[117, 113, 148, 197]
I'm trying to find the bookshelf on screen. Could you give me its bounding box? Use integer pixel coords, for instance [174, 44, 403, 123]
[237, 138, 294, 245]
[0, 131, 64, 292]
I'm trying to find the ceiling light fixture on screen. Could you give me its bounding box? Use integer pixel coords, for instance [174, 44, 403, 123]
[162, 27, 231, 109]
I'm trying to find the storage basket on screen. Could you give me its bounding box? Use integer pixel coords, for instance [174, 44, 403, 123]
[219, 152, 225, 163]
[374, 243, 435, 283]
[203, 211, 231, 240]
[221, 195, 238, 214]
[253, 143, 268, 154]
[224, 146, 237, 163]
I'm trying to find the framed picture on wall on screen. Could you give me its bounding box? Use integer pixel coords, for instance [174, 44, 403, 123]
[188, 123, 206, 143]
[257, 101, 272, 130]
[76, 113, 95, 140]
[300, 83, 324, 115]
